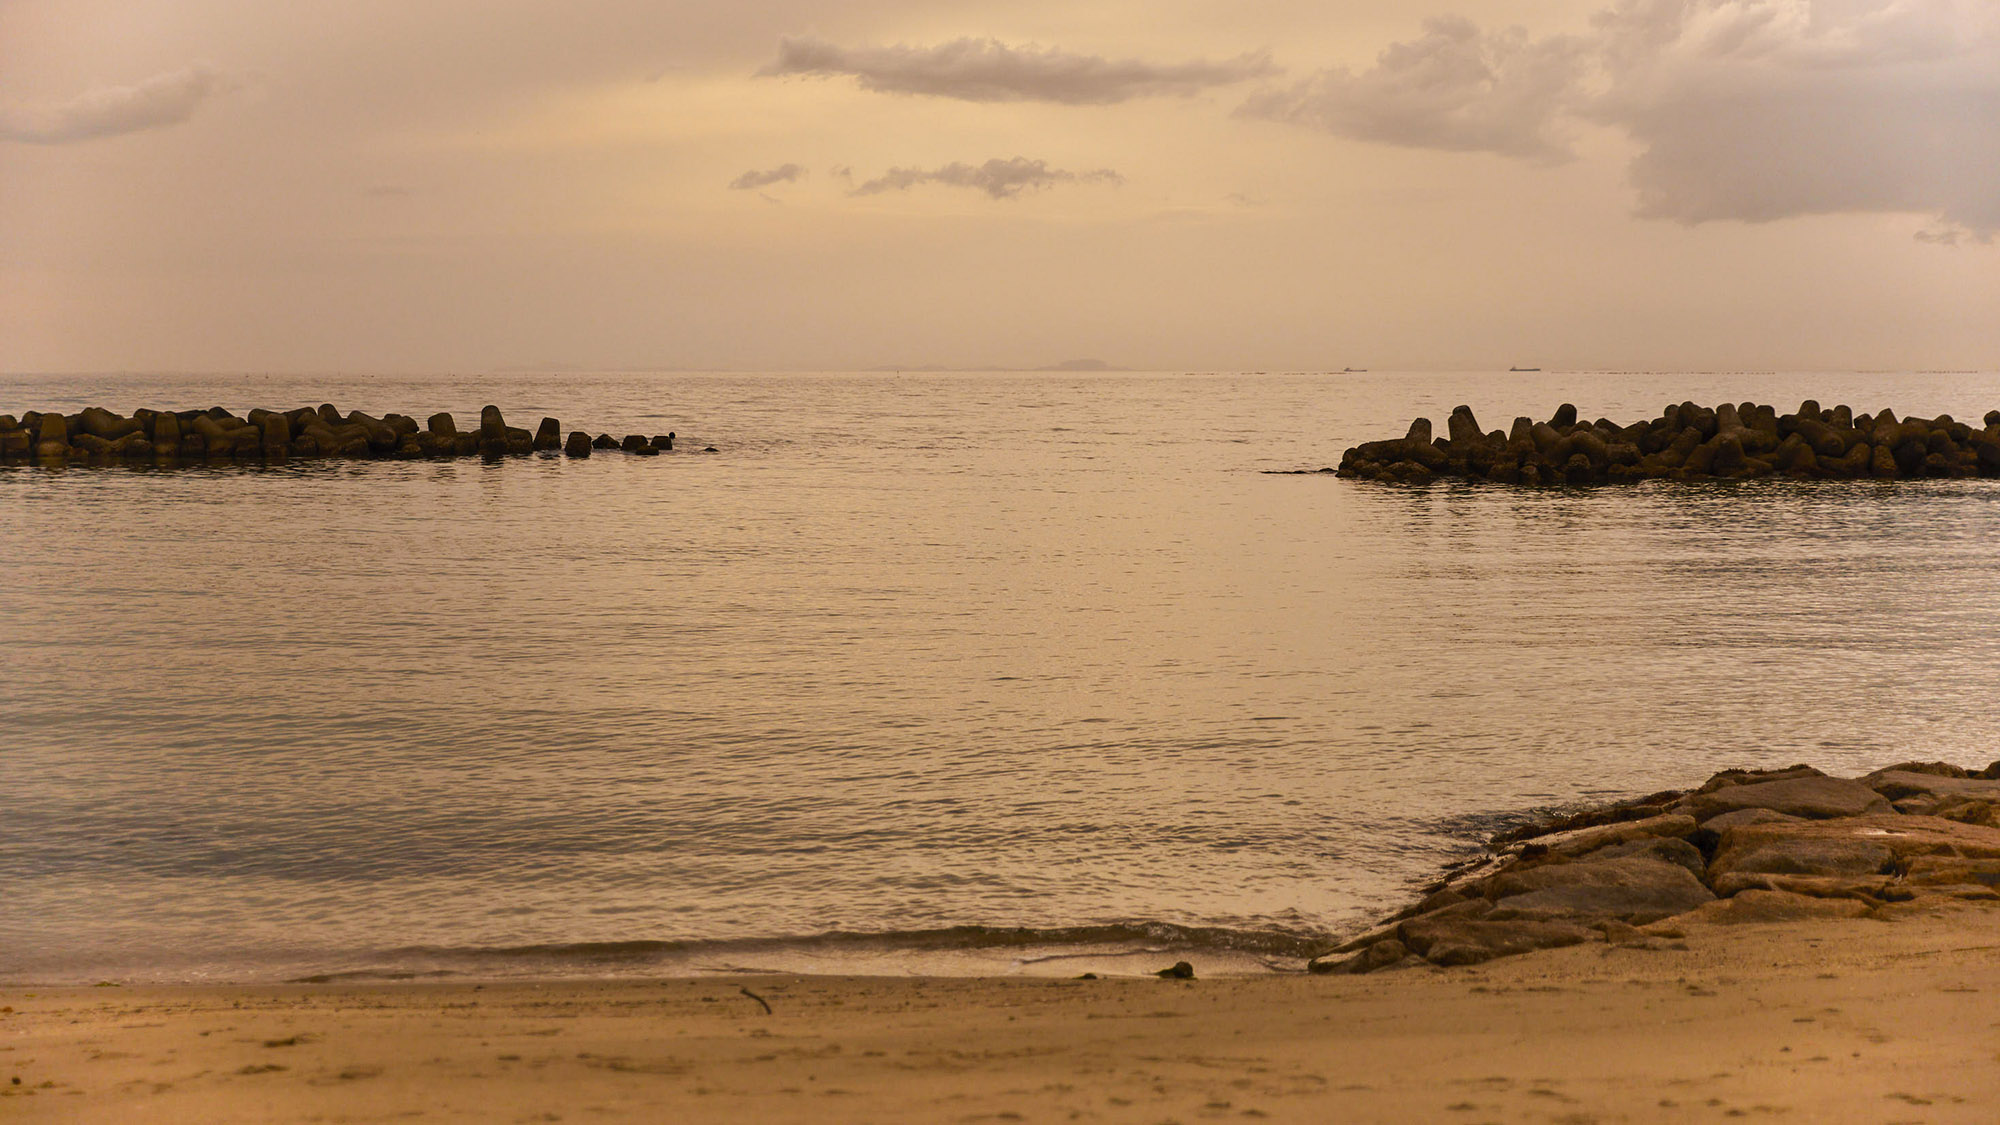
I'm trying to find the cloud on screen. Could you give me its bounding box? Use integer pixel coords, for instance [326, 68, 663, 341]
[0, 66, 230, 144]
[851, 156, 1123, 200]
[1588, 0, 2000, 233]
[1248, 1, 2000, 234]
[1238, 17, 1589, 163]
[728, 163, 806, 190]
[759, 35, 1275, 105]
[1914, 224, 1989, 247]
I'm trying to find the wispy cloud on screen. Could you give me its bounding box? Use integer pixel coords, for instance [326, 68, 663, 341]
[0, 66, 230, 145]
[851, 156, 1123, 200]
[728, 163, 807, 191]
[1915, 224, 1991, 247]
[759, 35, 1275, 105]
[1243, 1, 2000, 234]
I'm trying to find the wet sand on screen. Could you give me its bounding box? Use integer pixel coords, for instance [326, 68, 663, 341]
[5, 902, 1998, 1123]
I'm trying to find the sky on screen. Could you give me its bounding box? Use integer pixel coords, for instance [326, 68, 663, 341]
[2, 0, 1996, 373]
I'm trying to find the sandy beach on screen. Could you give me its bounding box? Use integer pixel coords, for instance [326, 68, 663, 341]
[6, 901, 1997, 1123]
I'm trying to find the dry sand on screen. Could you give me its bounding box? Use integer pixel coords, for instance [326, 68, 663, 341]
[5, 902, 1998, 1123]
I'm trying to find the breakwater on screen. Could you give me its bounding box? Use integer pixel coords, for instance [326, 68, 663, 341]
[1337, 400, 2000, 483]
[0, 404, 685, 465]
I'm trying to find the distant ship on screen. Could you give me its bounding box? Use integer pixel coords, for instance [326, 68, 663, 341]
[1509, 366, 1541, 372]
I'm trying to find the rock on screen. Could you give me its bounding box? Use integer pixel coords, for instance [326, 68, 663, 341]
[1695, 765, 1827, 790]
[1398, 916, 1597, 966]
[565, 431, 593, 458]
[1400, 887, 1469, 919]
[621, 434, 649, 452]
[1588, 836, 1707, 878]
[1861, 768, 2000, 805]
[1902, 855, 2000, 887]
[593, 433, 618, 449]
[1685, 776, 1891, 822]
[1485, 856, 1715, 924]
[1405, 417, 1432, 444]
[1313, 939, 1412, 975]
[1689, 807, 1801, 851]
[1708, 827, 1895, 880]
[1155, 961, 1195, 979]
[1718, 814, 2000, 877]
[1509, 813, 1697, 860]
[1711, 872, 1908, 903]
[1316, 922, 1407, 960]
[534, 417, 561, 450]
[1595, 920, 1658, 948]
[1665, 889, 1872, 926]
[427, 412, 458, 437]
[652, 433, 675, 451]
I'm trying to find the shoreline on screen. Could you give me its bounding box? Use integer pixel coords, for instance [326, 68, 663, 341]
[9, 762, 2000, 1120]
[7, 902, 1997, 1122]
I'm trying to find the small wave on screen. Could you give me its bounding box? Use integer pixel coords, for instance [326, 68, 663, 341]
[379, 920, 1334, 968]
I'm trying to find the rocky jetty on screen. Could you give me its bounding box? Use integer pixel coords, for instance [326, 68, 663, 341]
[1310, 761, 2000, 974]
[0, 405, 684, 466]
[1334, 401, 2000, 484]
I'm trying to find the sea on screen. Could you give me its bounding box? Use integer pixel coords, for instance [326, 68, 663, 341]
[5, 369, 2000, 983]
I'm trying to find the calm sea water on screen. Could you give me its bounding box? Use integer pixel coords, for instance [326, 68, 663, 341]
[6, 370, 2000, 982]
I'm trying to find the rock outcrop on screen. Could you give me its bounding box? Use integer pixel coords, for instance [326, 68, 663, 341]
[1309, 760, 2000, 974]
[1330, 401, 2000, 484]
[0, 405, 704, 466]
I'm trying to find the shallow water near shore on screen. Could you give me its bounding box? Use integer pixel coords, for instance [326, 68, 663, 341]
[6, 369, 2000, 983]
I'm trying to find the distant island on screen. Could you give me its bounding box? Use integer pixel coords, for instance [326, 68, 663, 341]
[866, 358, 1129, 373]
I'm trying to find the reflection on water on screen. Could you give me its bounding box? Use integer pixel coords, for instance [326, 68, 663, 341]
[4, 370, 2000, 981]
